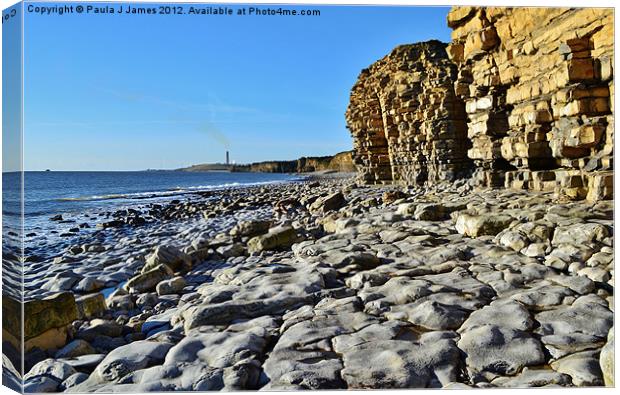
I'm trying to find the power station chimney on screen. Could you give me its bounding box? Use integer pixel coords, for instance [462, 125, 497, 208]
[226, 151, 230, 165]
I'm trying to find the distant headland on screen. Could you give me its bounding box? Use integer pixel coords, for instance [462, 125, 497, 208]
[177, 150, 355, 174]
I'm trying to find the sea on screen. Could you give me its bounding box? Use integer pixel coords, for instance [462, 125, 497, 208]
[2, 171, 302, 255]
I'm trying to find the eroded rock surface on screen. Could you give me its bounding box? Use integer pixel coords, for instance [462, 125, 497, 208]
[21, 176, 612, 392]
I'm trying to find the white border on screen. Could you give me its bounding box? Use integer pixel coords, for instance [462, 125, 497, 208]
[0, 1, 617, 395]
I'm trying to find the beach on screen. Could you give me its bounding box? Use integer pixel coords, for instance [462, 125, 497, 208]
[4, 171, 614, 390]
[3, 2, 615, 392]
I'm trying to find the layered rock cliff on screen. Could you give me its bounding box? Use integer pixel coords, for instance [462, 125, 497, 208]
[448, 7, 613, 201]
[346, 7, 613, 202]
[238, 151, 355, 173]
[296, 151, 356, 173]
[346, 41, 472, 185]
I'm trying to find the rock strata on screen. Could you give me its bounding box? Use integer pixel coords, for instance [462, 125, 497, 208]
[448, 7, 613, 201]
[347, 7, 613, 202]
[4, 292, 78, 352]
[346, 40, 472, 185]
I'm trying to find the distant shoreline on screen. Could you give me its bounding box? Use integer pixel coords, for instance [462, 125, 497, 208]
[177, 150, 355, 174]
[15, 150, 356, 174]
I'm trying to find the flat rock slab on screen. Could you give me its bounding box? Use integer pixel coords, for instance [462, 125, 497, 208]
[535, 294, 613, 358]
[491, 367, 572, 387]
[70, 340, 174, 390]
[262, 298, 378, 390]
[339, 337, 462, 388]
[458, 325, 546, 379]
[550, 350, 604, 386]
[180, 264, 326, 329]
[458, 300, 534, 333]
[394, 300, 470, 330]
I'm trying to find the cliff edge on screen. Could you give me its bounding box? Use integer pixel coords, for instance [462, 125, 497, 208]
[347, 7, 613, 202]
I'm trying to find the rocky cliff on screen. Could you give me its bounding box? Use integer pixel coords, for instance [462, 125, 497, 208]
[346, 7, 613, 202]
[346, 41, 472, 185]
[236, 160, 298, 173]
[182, 151, 355, 174]
[235, 151, 355, 173]
[298, 151, 357, 173]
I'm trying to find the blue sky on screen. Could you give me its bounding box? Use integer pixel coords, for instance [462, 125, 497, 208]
[2, 2, 22, 172]
[19, 2, 451, 170]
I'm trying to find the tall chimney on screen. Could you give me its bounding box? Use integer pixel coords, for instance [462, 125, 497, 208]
[226, 151, 230, 165]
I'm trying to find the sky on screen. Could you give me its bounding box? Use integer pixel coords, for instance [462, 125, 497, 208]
[2, 1, 22, 172]
[15, 2, 451, 171]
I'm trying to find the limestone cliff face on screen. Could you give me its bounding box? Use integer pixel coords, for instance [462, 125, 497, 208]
[346, 8, 613, 202]
[228, 151, 355, 173]
[297, 151, 356, 173]
[346, 40, 472, 185]
[244, 161, 298, 173]
[447, 7, 613, 201]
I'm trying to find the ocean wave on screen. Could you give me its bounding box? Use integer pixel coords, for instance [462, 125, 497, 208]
[57, 190, 193, 202]
[58, 194, 130, 202]
[173, 182, 242, 190]
[181, 180, 286, 190]
[56, 179, 295, 203]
